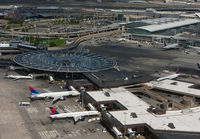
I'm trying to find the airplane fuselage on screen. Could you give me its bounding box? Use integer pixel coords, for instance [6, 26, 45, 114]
[157, 74, 179, 81]
[163, 43, 179, 50]
[5, 75, 33, 79]
[31, 91, 80, 99]
[49, 111, 100, 119]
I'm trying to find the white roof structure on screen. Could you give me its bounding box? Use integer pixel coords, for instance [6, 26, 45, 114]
[145, 79, 200, 97]
[140, 18, 180, 25]
[137, 18, 200, 32]
[87, 87, 200, 133]
[195, 13, 200, 18]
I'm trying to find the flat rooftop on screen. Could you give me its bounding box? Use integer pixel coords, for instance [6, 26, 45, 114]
[87, 87, 200, 133]
[137, 18, 200, 32]
[145, 79, 200, 97]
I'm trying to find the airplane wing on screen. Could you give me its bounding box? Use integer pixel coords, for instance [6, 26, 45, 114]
[65, 108, 72, 113]
[73, 116, 81, 123]
[43, 89, 51, 93]
[52, 96, 62, 102]
[13, 78, 20, 81]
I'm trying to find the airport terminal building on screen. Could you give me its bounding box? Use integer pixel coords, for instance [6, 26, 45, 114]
[83, 86, 200, 139]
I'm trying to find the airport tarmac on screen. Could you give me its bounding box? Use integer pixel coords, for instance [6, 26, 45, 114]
[85, 42, 200, 75]
[88, 42, 198, 70]
[0, 69, 113, 139]
[81, 41, 200, 87]
[1, 40, 200, 139]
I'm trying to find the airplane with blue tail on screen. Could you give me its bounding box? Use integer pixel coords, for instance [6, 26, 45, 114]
[29, 86, 80, 103]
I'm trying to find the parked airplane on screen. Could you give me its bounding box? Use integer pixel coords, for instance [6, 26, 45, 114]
[117, 38, 126, 42]
[8, 65, 29, 71]
[49, 107, 100, 123]
[163, 41, 179, 50]
[4, 73, 33, 80]
[29, 86, 80, 103]
[157, 68, 180, 81]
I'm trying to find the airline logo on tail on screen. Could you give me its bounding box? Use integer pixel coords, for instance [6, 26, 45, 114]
[49, 107, 59, 114]
[197, 63, 200, 69]
[164, 41, 167, 47]
[29, 86, 40, 96]
[176, 67, 180, 74]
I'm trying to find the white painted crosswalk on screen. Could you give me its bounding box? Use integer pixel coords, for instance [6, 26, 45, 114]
[26, 107, 38, 113]
[39, 130, 59, 139]
[38, 127, 103, 138]
[61, 128, 101, 138]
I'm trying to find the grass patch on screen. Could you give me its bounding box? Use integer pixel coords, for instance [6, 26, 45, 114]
[26, 37, 68, 47]
[48, 39, 68, 47]
[6, 24, 22, 30]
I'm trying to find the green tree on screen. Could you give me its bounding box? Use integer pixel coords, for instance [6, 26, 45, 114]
[49, 42, 56, 47]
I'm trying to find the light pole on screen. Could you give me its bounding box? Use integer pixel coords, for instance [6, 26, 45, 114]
[124, 111, 127, 137]
[80, 87, 85, 108]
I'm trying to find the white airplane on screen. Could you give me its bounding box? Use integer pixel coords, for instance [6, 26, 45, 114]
[4, 73, 33, 80]
[162, 42, 179, 50]
[29, 86, 80, 103]
[157, 68, 180, 81]
[49, 107, 100, 123]
[8, 65, 28, 71]
[117, 38, 126, 42]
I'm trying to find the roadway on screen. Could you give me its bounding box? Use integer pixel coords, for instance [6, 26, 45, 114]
[0, 23, 120, 39]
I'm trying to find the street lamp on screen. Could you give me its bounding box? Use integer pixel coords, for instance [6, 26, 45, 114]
[80, 86, 85, 108]
[124, 111, 127, 137]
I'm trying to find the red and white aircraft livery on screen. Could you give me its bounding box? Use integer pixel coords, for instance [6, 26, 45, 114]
[49, 107, 100, 123]
[157, 68, 180, 81]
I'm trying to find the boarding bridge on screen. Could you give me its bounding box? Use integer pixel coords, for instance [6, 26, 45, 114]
[112, 127, 123, 139]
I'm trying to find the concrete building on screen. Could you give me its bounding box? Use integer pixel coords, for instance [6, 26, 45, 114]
[84, 86, 200, 139]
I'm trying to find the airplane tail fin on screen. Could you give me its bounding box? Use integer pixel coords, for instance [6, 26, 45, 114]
[176, 67, 180, 74]
[49, 107, 59, 115]
[28, 74, 33, 78]
[164, 41, 167, 47]
[69, 85, 76, 91]
[197, 63, 200, 69]
[29, 86, 40, 95]
[5, 73, 8, 77]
